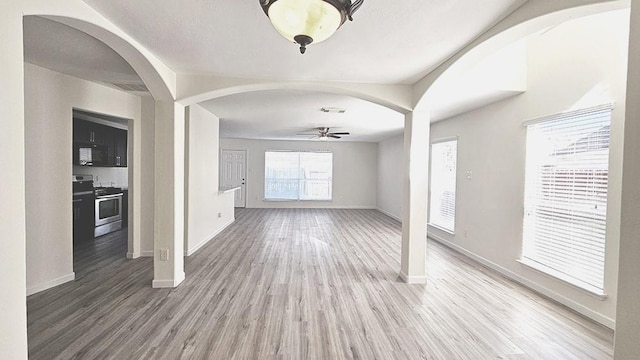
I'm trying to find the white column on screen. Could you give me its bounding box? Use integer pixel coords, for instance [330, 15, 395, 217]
[614, 1, 640, 358]
[152, 100, 186, 288]
[126, 98, 143, 259]
[400, 111, 430, 284]
[0, 5, 28, 359]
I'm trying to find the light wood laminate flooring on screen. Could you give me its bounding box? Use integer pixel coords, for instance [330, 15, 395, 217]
[28, 209, 614, 359]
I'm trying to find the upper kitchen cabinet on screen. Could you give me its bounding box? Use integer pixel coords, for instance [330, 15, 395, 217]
[73, 118, 105, 145]
[114, 129, 127, 167]
[104, 127, 127, 167]
[73, 118, 127, 167]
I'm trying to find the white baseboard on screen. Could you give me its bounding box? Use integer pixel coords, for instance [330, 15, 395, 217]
[399, 271, 427, 284]
[185, 218, 235, 256]
[27, 273, 75, 296]
[376, 208, 402, 222]
[428, 233, 616, 329]
[249, 205, 377, 210]
[152, 272, 185, 288]
[140, 250, 154, 257]
[126, 252, 140, 259]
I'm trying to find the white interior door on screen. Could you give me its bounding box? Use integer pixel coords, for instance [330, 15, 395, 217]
[221, 150, 247, 208]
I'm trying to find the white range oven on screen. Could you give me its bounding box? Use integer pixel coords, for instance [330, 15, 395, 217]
[95, 192, 123, 237]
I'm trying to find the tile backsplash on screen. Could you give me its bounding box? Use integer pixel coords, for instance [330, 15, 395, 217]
[73, 166, 128, 189]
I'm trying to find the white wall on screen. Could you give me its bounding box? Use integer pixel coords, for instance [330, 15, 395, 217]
[614, 0, 640, 357]
[184, 104, 235, 255]
[1, 7, 28, 359]
[377, 135, 404, 220]
[390, 9, 627, 328]
[24, 63, 142, 294]
[220, 138, 378, 209]
[377, 9, 629, 327]
[139, 96, 156, 256]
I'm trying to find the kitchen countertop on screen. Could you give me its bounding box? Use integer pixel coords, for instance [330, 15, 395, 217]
[218, 186, 241, 195]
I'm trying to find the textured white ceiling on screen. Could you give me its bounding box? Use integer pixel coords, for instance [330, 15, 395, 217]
[23, 16, 143, 88]
[200, 90, 404, 142]
[82, 0, 523, 84]
[23, 1, 528, 142]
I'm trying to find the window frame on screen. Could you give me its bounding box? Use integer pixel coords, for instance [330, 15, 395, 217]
[520, 104, 613, 297]
[264, 150, 334, 202]
[428, 137, 458, 234]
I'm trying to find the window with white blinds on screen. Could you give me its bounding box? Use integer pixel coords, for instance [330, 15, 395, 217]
[429, 140, 458, 232]
[264, 151, 333, 201]
[522, 105, 612, 293]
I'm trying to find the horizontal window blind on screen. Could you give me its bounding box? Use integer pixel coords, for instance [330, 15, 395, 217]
[522, 106, 612, 292]
[264, 151, 333, 201]
[429, 140, 457, 232]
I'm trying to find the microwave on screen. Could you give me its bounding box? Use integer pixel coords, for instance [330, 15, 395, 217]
[75, 144, 107, 166]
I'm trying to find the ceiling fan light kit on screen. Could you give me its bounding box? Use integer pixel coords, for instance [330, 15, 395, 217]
[259, 0, 364, 54]
[298, 127, 351, 141]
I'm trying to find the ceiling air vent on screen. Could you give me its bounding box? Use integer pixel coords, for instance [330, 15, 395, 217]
[321, 107, 347, 113]
[109, 82, 149, 93]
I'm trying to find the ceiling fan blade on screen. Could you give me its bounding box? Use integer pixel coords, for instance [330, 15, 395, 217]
[329, 135, 341, 139]
[330, 132, 350, 135]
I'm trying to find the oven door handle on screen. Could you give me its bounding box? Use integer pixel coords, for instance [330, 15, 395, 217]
[96, 193, 123, 200]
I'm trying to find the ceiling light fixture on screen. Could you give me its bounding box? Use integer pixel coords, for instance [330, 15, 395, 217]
[321, 107, 347, 113]
[259, 0, 364, 54]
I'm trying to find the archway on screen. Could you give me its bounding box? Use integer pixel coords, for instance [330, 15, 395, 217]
[414, 0, 628, 110]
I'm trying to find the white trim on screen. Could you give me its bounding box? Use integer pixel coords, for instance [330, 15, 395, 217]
[428, 233, 615, 330]
[140, 250, 154, 257]
[218, 186, 241, 195]
[250, 205, 377, 209]
[126, 252, 140, 259]
[431, 135, 459, 144]
[27, 273, 75, 296]
[521, 103, 614, 127]
[517, 258, 607, 300]
[399, 271, 427, 284]
[185, 218, 235, 256]
[376, 208, 402, 222]
[152, 272, 185, 288]
[428, 223, 455, 235]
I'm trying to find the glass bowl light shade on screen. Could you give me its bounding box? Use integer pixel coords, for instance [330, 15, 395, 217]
[269, 0, 342, 44]
[260, 0, 363, 54]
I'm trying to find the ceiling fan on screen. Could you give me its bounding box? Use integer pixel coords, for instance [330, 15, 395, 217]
[298, 127, 351, 141]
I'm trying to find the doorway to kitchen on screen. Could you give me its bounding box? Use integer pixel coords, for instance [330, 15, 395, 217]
[72, 109, 130, 278]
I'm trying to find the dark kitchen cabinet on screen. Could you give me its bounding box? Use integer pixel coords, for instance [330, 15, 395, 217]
[73, 118, 127, 167]
[114, 128, 127, 167]
[73, 195, 95, 242]
[104, 127, 127, 167]
[73, 119, 105, 145]
[122, 190, 128, 227]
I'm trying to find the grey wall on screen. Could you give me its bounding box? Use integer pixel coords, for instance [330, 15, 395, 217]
[377, 135, 403, 220]
[219, 138, 378, 209]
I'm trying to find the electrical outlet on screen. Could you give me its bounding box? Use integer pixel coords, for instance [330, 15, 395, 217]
[160, 249, 169, 261]
[466, 171, 473, 180]
[218, 212, 223, 218]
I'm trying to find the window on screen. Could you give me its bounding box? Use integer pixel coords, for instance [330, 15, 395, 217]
[522, 105, 612, 294]
[264, 151, 333, 201]
[429, 139, 458, 232]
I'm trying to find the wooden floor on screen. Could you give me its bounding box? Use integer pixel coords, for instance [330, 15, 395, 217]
[28, 209, 614, 359]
